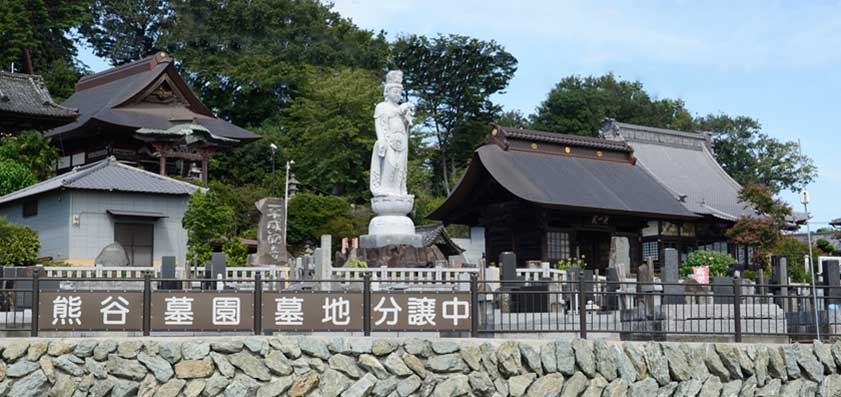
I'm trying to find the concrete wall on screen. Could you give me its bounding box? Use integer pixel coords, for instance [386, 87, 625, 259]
[2, 336, 839, 397]
[0, 191, 70, 261]
[452, 226, 485, 265]
[67, 191, 190, 266]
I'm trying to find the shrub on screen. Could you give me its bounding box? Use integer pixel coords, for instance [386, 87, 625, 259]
[556, 255, 587, 271]
[774, 236, 815, 283]
[680, 250, 735, 278]
[223, 239, 248, 267]
[0, 160, 37, 196]
[182, 190, 234, 265]
[0, 217, 40, 267]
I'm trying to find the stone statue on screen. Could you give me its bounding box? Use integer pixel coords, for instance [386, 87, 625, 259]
[370, 70, 414, 196]
[361, 71, 423, 248]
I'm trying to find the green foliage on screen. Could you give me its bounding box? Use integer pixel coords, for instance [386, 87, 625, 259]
[680, 250, 735, 278]
[79, 0, 171, 66]
[694, 114, 816, 193]
[346, 259, 368, 268]
[0, 131, 59, 180]
[774, 237, 815, 283]
[496, 110, 529, 129]
[160, 0, 388, 128]
[182, 191, 234, 265]
[726, 183, 792, 269]
[0, 161, 37, 196]
[280, 67, 380, 201]
[817, 239, 841, 256]
[0, 0, 89, 99]
[205, 181, 269, 239]
[392, 34, 517, 195]
[556, 256, 588, 271]
[531, 73, 695, 137]
[0, 217, 40, 267]
[412, 195, 446, 226]
[287, 192, 361, 248]
[223, 239, 248, 267]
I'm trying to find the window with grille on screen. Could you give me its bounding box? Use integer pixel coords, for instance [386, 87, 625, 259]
[546, 231, 570, 260]
[22, 200, 38, 218]
[699, 241, 728, 254]
[642, 241, 659, 262]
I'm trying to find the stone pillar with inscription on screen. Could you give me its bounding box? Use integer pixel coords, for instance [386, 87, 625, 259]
[255, 198, 288, 265]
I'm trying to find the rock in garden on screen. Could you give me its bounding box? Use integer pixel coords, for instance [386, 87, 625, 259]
[572, 339, 596, 377]
[497, 341, 523, 377]
[265, 350, 294, 376]
[540, 342, 557, 373]
[74, 340, 98, 358]
[623, 344, 647, 379]
[342, 373, 378, 397]
[613, 345, 637, 384]
[372, 339, 399, 356]
[520, 343, 543, 376]
[384, 352, 413, 377]
[628, 378, 658, 397]
[461, 344, 482, 371]
[210, 352, 236, 378]
[755, 378, 781, 396]
[289, 371, 319, 397]
[715, 344, 744, 379]
[329, 354, 363, 379]
[210, 341, 244, 354]
[182, 341, 210, 360]
[10, 370, 49, 397]
[427, 353, 467, 373]
[53, 354, 85, 376]
[7, 360, 40, 378]
[300, 338, 331, 360]
[468, 371, 494, 395]
[432, 373, 470, 397]
[111, 378, 140, 397]
[228, 351, 272, 381]
[397, 374, 422, 397]
[797, 345, 825, 382]
[720, 379, 742, 397]
[782, 344, 802, 379]
[674, 378, 703, 397]
[244, 337, 269, 356]
[174, 359, 214, 379]
[117, 341, 143, 359]
[358, 354, 389, 379]
[814, 341, 837, 374]
[3, 341, 28, 361]
[601, 378, 628, 397]
[183, 379, 205, 397]
[561, 371, 588, 397]
[767, 346, 787, 380]
[137, 352, 174, 383]
[26, 342, 47, 361]
[371, 376, 399, 397]
[47, 340, 76, 356]
[431, 340, 460, 355]
[158, 342, 181, 365]
[704, 344, 730, 381]
[107, 355, 149, 381]
[656, 382, 679, 397]
[594, 340, 617, 381]
[402, 354, 428, 379]
[404, 339, 432, 357]
[272, 337, 302, 359]
[698, 375, 722, 397]
[643, 342, 669, 386]
[155, 378, 186, 397]
[508, 373, 537, 397]
[320, 369, 352, 397]
[662, 343, 691, 382]
[257, 376, 294, 397]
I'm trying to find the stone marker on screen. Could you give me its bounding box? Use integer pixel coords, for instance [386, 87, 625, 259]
[255, 197, 288, 265]
[317, 235, 333, 291]
[662, 248, 684, 304]
[823, 260, 841, 307]
[159, 256, 178, 290]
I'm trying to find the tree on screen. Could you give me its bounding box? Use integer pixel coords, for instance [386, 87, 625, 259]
[287, 192, 361, 248]
[160, 0, 388, 128]
[0, 161, 37, 196]
[182, 190, 234, 265]
[531, 73, 694, 136]
[725, 183, 792, 269]
[694, 114, 817, 193]
[0, 131, 59, 180]
[79, 0, 172, 66]
[0, 217, 40, 267]
[0, 0, 89, 99]
[391, 34, 517, 195]
[279, 67, 380, 201]
[496, 109, 529, 129]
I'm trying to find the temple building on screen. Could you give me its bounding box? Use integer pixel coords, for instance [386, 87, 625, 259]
[0, 71, 78, 133]
[430, 121, 770, 272]
[430, 124, 699, 271]
[45, 52, 260, 182]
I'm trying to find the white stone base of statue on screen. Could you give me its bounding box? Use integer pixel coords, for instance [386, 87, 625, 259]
[360, 195, 423, 248]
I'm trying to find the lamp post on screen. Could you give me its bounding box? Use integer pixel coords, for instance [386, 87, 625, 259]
[270, 143, 278, 197]
[802, 190, 820, 340]
[284, 160, 295, 250]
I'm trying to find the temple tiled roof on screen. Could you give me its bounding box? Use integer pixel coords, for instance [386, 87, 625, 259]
[0, 71, 77, 131]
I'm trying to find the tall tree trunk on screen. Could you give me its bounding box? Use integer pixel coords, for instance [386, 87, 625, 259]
[432, 111, 451, 196]
[441, 151, 451, 196]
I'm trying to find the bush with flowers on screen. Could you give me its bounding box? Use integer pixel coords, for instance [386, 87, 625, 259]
[556, 255, 587, 271]
[679, 250, 734, 278]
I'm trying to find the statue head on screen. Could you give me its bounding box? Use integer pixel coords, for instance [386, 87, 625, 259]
[384, 70, 403, 104]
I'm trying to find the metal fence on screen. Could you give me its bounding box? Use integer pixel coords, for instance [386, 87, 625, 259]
[3, 270, 841, 342]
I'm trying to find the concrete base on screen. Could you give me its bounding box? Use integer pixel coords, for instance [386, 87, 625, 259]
[359, 233, 423, 248]
[353, 244, 446, 267]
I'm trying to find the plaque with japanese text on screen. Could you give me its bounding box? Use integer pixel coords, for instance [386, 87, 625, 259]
[371, 292, 471, 332]
[39, 291, 143, 331]
[261, 292, 364, 332]
[150, 292, 254, 332]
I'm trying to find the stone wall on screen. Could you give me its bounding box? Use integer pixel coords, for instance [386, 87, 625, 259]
[1, 336, 840, 397]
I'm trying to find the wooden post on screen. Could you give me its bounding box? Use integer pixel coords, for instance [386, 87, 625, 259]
[159, 155, 166, 176]
[201, 155, 209, 184]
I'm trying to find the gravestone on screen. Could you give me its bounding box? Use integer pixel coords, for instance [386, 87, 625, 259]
[159, 256, 178, 290]
[662, 248, 685, 304]
[254, 197, 288, 265]
[771, 255, 790, 311]
[317, 235, 332, 291]
[95, 242, 129, 266]
[304, 252, 315, 281]
[204, 252, 226, 290]
[609, 236, 631, 276]
[605, 267, 621, 310]
[500, 252, 517, 284]
[712, 277, 735, 304]
[823, 260, 841, 307]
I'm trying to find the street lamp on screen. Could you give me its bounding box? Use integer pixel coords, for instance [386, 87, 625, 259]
[270, 143, 278, 197]
[801, 190, 820, 340]
[284, 160, 295, 250]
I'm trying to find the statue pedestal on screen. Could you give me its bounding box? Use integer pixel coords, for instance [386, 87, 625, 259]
[360, 195, 423, 248]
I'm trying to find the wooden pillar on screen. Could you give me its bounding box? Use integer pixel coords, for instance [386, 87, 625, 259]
[159, 155, 166, 176]
[201, 155, 209, 184]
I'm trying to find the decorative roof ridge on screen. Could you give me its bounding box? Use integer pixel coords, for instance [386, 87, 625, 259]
[489, 124, 634, 153]
[0, 71, 78, 115]
[76, 52, 172, 92]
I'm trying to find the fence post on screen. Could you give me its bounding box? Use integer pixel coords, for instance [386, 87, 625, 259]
[31, 268, 40, 337]
[254, 272, 263, 335]
[363, 273, 371, 336]
[470, 273, 479, 337]
[578, 270, 587, 339]
[733, 276, 742, 343]
[142, 272, 152, 336]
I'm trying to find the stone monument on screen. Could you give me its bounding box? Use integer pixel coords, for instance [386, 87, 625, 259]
[360, 70, 423, 249]
[255, 197, 287, 265]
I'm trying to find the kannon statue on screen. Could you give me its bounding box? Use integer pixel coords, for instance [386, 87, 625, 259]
[370, 70, 414, 197]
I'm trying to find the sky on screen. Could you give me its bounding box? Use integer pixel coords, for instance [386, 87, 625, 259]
[76, 0, 841, 228]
